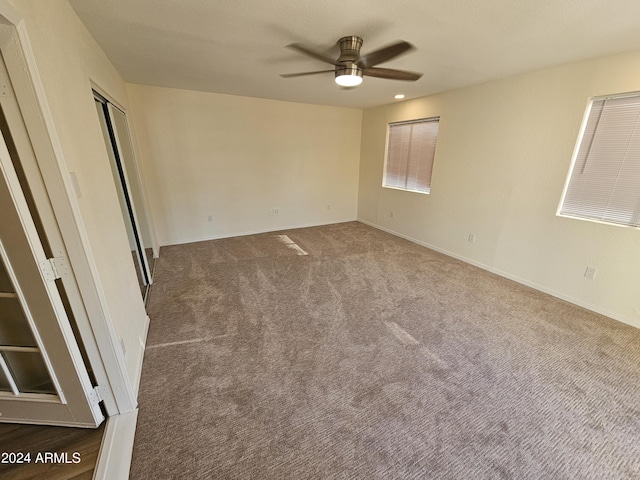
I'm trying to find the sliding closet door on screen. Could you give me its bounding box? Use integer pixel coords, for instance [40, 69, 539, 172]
[94, 95, 153, 298]
[108, 104, 155, 271]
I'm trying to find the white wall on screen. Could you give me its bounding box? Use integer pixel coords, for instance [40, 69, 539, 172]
[358, 50, 640, 328]
[127, 84, 362, 245]
[10, 0, 149, 393]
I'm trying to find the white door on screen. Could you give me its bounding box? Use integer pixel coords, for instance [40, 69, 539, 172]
[0, 123, 103, 427]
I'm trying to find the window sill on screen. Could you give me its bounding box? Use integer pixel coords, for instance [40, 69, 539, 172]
[556, 213, 639, 229]
[382, 185, 431, 195]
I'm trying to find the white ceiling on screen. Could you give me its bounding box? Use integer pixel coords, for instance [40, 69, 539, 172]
[69, 0, 640, 109]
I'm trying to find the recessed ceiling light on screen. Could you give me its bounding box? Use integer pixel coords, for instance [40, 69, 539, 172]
[394, 94, 405, 99]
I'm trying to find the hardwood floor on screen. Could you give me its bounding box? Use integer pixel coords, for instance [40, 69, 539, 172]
[0, 422, 105, 480]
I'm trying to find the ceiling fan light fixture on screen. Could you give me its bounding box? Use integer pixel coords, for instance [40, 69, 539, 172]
[335, 73, 363, 87]
[335, 63, 363, 87]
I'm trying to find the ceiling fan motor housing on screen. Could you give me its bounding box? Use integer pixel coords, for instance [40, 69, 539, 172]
[335, 62, 363, 83]
[337, 36, 363, 63]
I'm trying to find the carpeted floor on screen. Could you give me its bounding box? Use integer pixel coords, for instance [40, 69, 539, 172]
[130, 221, 640, 479]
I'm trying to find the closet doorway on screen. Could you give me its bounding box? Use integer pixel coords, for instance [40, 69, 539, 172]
[94, 92, 155, 301]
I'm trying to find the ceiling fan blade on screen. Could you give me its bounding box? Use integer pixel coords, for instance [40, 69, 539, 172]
[357, 41, 414, 69]
[363, 67, 422, 81]
[287, 43, 339, 66]
[280, 69, 335, 78]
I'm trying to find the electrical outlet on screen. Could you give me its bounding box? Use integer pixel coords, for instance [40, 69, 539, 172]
[390, 210, 395, 218]
[584, 266, 597, 280]
[468, 233, 476, 243]
[207, 215, 213, 222]
[327, 205, 331, 211]
[268, 208, 280, 216]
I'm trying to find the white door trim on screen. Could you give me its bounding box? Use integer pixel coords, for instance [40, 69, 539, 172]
[93, 409, 139, 480]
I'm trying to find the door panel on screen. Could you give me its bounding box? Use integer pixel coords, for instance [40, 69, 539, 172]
[0, 366, 10, 391]
[108, 104, 155, 265]
[94, 95, 153, 298]
[0, 297, 38, 347]
[0, 259, 11, 291]
[2, 350, 55, 394]
[0, 123, 103, 427]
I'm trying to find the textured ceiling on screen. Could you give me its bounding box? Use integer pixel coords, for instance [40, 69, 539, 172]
[69, 0, 640, 109]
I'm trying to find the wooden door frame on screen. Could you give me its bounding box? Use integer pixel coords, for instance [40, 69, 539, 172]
[0, 2, 137, 416]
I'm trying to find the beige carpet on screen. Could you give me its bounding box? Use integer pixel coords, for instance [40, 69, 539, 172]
[130, 221, 640, 479]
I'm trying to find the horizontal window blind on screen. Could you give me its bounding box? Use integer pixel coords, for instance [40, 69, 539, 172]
[560, 95, 640, 227]
[384, 118, 439, 193]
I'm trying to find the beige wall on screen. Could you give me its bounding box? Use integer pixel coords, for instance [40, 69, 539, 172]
[127, 84, 362, 245]
[10, 0, 148, 390]
[358, 50, 640, 328]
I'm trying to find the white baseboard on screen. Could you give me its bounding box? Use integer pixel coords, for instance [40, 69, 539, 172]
[358, 219, 639, 330]
[160, 218, 358, 247]
[93, 409, 138, 480]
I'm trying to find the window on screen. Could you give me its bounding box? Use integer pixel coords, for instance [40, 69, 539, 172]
[559, 93, 640, 227]
[383, 117, 439, 194]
